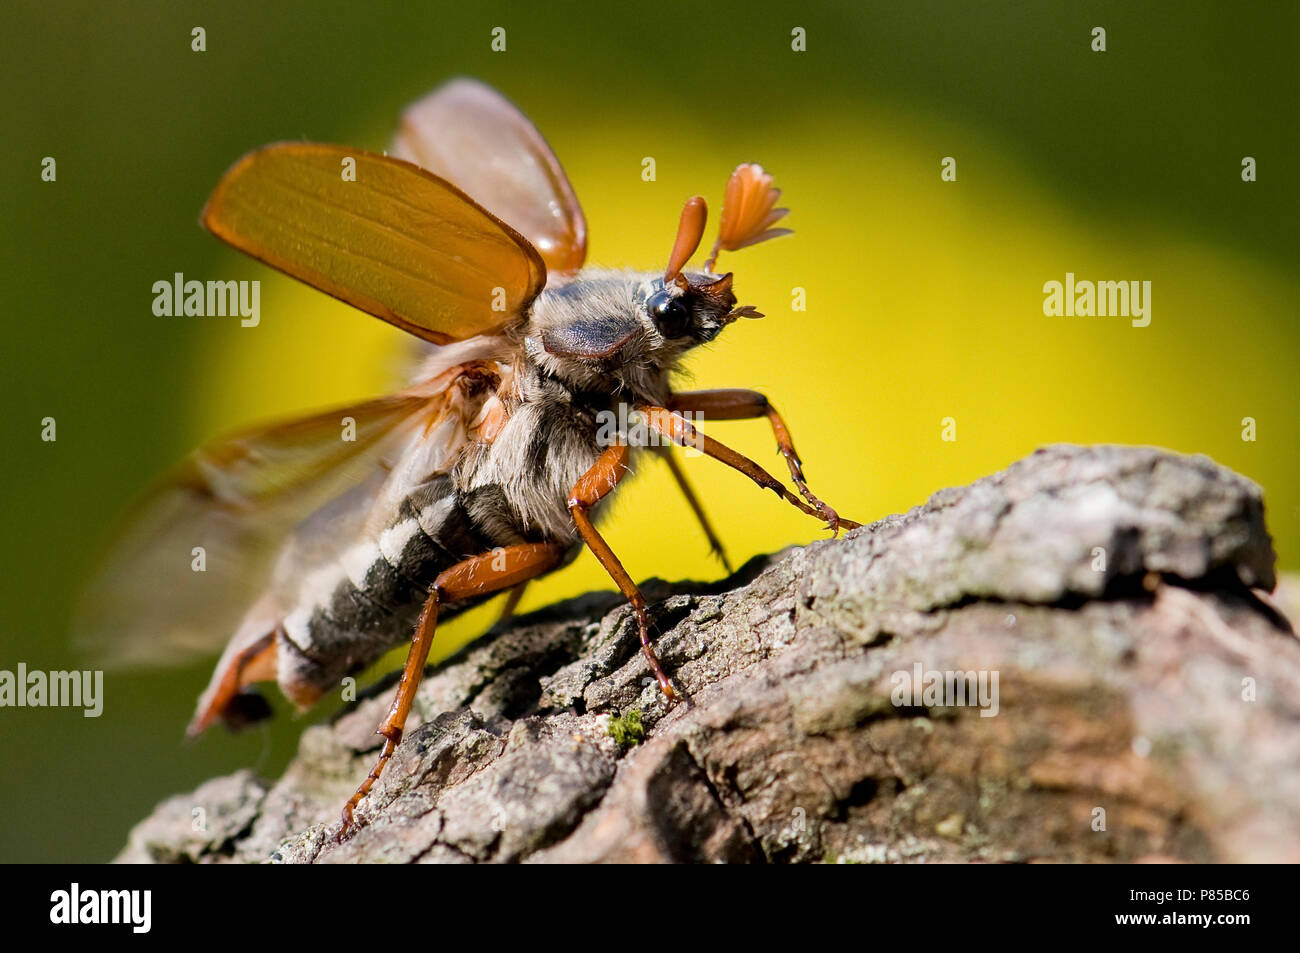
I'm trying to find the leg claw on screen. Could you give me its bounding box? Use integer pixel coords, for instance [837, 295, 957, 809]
[337, 809, 356, 844]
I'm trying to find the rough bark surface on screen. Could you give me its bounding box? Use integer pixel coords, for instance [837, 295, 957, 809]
[117, 444, 1300, 864]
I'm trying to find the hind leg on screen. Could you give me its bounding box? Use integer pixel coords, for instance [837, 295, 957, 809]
[339, 541, 566, 839]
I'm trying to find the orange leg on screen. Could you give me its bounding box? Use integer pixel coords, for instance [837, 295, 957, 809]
[639, 403, 862, 534]
[659, 448, 733, 573]
[667, 389, 860, 533]
[339, 541, 565, 839]
[568, 445, 677, 701]
[495, 582, 530, 627]
[188, 628, 280, 736]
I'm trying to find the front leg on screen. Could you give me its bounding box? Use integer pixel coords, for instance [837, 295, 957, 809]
[667, 389, 859, 533]
[640, 402, 861, 533]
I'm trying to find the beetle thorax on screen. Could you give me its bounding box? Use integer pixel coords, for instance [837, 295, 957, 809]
[518, 266, 739, 405]
[520, 269, 669, 403]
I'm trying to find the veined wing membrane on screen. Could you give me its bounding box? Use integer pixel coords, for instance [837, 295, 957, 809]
[202, 143, 547, 344]
[75, 390, 441, 668]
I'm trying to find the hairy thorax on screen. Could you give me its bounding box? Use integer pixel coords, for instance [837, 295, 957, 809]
[420, 268, 688, 547]
[457, 356, 662, 546]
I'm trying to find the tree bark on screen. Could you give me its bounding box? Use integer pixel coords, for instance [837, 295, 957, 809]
[117, 444, 1300, 863]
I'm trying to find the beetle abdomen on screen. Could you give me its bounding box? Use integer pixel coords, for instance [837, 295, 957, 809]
[274, 476, 500, 704]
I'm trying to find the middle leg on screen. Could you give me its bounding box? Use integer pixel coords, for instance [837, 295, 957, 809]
[568, 444, 677, 700]
[659, 447, 733, 573]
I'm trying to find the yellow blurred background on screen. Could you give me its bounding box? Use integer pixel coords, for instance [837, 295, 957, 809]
[3, 0, 1296, 861]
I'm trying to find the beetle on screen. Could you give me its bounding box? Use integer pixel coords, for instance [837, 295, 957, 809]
[79, 78, 860, 837]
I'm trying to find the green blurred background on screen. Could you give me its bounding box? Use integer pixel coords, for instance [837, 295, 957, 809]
[2, 1, 1296, 862]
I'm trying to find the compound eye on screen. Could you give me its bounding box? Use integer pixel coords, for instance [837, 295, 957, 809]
[647, 289, 692, 339]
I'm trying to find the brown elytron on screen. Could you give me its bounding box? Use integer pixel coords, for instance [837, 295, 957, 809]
[78, 78, 861, 839]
